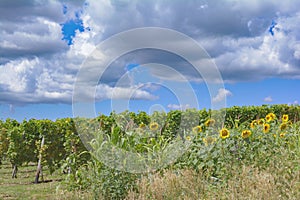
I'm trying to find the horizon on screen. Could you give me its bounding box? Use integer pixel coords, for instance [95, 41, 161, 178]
[1, 103, 299, 122]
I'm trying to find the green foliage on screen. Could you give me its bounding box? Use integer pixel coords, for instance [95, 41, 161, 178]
[175, 111, 300, 182]
[0, 104, 299, 199]
[0, 120, 10, 163]
[64, 158, 138, 200]
[7, 125, 24, 166]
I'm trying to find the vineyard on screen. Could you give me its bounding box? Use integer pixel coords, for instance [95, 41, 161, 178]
[0, 104, 300, 199]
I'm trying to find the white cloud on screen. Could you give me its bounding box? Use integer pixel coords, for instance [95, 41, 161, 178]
[1, 0, 300, 106]
[167, 104, 190, 110]
[96, 84, 158, 100]
[212, 88, 232, 103]
[81, 0, 300, 83]
[264, 96, 273, 102]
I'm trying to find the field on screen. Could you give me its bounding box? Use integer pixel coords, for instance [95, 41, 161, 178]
[1, 160, 299, 200]
[0, 162, 91, 200]
[0, 105, 300, 199]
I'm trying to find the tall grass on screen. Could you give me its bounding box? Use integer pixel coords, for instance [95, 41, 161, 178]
[126, 164, 300, 200]
[125, 123, 300, 200]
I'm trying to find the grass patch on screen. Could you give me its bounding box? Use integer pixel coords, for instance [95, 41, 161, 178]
[126, 164, 300, 200]
[0, 161, 90, 200]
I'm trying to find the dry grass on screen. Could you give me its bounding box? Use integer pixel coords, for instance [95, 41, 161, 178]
[126, 165, 300, 200]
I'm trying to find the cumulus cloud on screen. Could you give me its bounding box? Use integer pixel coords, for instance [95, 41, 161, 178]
[264, 96, 273, 102]
[81, 0, 300, 82]
[0, 1, 68, 60]
[212, 88, 232, 103]
[1, 0, 300, 106]
[97, 84, 157, 100]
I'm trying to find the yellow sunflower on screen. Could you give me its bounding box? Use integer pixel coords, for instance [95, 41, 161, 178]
[204, 119, 215, 127]
[269, 113, 276, 120]
[186, 136, 191, 141]
[258, 118, 265, 125]
[265, 114, 272, 122]
[280, 132, 286, 138]
[219, 128, 230, 139]
[139, 123, 146, 129]
[282, 114, 289, 123]
[263, 123, 270, 133]
[241, 130, 252, 139]
[279, 123, 287, 130]
[250, 120, 257, 129]
[192, 125, 202, 133]
[149, 122, 159, 131]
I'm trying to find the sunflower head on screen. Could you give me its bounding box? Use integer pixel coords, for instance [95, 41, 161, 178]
[241, 130, 252, 139]
[282, 114, 289, 122]
[280, 123, 287, 130]
[219, 128, 230, 139]
[265, 114, 272, 122]
[192, 125, 202, 133]
[263, 123, 270, 133]
[149, 122, 159, 131]
[269, 113, 276, 120]
[258, 119, 265, 125]
[250, 120, 257, 129]
[280, 132, 286, 138]
[186, 136, 191, 141]
[205, 119, 215, 127]
[139, 123, 146, 129]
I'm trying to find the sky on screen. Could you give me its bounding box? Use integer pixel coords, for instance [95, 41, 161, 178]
[0, 0, 300, 121]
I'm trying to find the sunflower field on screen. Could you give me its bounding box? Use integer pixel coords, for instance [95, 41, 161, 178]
[0, 104, 300, 199]
[64, 104, 300, 199]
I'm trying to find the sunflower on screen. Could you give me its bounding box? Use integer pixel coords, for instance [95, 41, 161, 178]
[263, 123, 270, 133]
[258, 119, 265, 125]
[269, 113, 276, 120]
[241, 130, 252, 139]
[203, 136, 217, 146]
[139, 123, 146, 129]
[219, 128, 230, 139]
[280, 132, 286, 138]
[186, 136, 191, 141]
[250, 120, 257, 129]
[149, 122, 159, 131]
[192, 125, 202, 133]
[282, 114, 289, 123]
[204, 119, 215, 127]
[265, 114, 272, 122]
[280, 123, 287, 130]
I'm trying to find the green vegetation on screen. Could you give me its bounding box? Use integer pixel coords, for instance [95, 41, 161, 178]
[0, 104, 299, 199]
[0, 161, 90, 200]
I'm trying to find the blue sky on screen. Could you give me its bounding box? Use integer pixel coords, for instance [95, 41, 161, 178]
[0, 0, 300, 121]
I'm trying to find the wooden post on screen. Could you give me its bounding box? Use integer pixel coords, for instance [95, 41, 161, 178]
[35, 136, 45, 184]
[11, 164, 18, 178]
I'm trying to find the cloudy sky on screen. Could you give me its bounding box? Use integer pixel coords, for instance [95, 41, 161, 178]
[0, 0, 300, 121]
